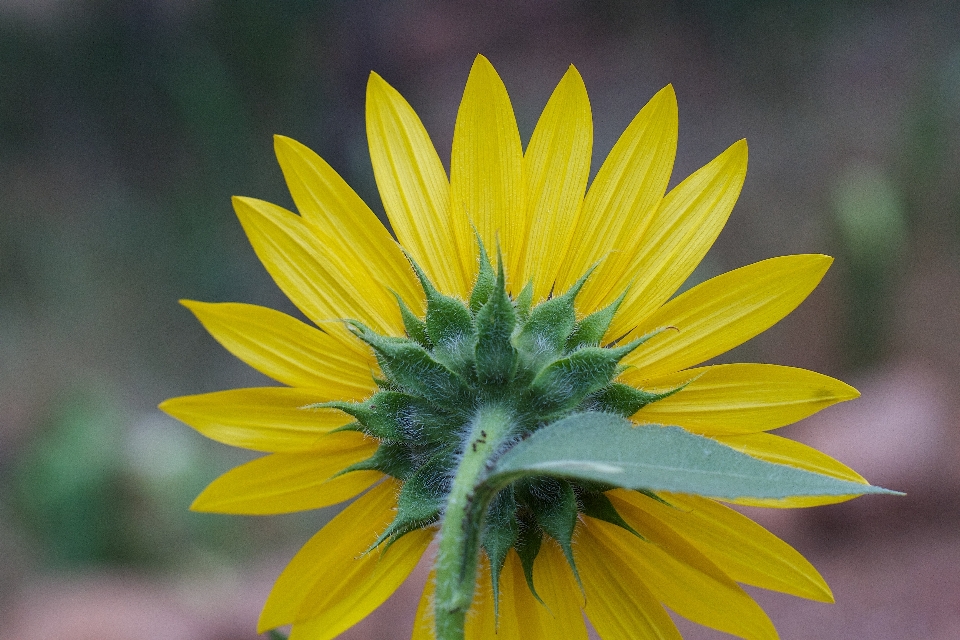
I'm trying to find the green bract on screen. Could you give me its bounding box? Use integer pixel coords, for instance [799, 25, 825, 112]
[321, 245, 681, 598]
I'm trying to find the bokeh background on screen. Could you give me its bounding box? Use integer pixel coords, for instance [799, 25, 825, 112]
[1, 0, 959, 638]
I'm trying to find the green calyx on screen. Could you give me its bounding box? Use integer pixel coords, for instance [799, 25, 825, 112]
[325, 243, 680, 602]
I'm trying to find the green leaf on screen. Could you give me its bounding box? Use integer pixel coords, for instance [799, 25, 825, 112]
[489, 412, 900, 500]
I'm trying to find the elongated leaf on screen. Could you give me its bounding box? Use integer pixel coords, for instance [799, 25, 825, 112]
[489, 412, 898, 500]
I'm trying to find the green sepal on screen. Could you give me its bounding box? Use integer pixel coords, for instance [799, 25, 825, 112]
[636, 488, 672, 507]
[474, 259, 518, 387]
[406, 259, 476, 372]
[514, 520, 544, 605]
[469, 235, 497, 313]
[514, 267, 595, 372]
[566, 289, 627, 351]
[372, 374, 401, 392]
[327, 420, 364, 435]
[318, 394, 404, 440]
[522, 478, 582, 589]
[603, 328, 666, 361]
[514, 280, 534, 322]
[348, 321, 472, 407]
[589, 382, 685, 417]
[577, 490, 644, 540]
[337, 439, 414, 481]
[481, 487, 519, 617]
[524, 347, 628, 419]
[393, 292, 431, 348]
[372, 452, 450, 549]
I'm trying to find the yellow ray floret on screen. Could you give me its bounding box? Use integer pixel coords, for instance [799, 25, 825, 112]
[517, 65, 592, 302]
[628, 363, 859, 435]
[366, 73, 471, 297]
[182, 300, 377, 398]
[450, 55, 524, 287]
[258, 480, 432, 635]
[159, 387, 352, 452]
[190, 432, 381, 514]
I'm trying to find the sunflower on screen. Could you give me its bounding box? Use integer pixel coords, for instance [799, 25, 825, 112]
[161, 55, 879, 639]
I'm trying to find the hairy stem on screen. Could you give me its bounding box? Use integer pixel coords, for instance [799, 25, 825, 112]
[433, 403, 514, 640]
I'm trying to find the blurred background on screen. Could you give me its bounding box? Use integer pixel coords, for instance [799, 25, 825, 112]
[1, 0, 959, 638]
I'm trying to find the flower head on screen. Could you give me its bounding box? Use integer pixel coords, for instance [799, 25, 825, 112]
[161, 55, 883, 639]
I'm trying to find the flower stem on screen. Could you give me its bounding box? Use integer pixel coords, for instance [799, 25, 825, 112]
[434, 403, 514, 640]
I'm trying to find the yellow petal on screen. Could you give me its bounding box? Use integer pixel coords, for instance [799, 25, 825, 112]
[259, 479, 430, 634]
[182, 301, 376, 398]
[190, 432, 381, 514]
[554, 85, 677, 305]
[258, 479, 398, 630]
[463, 552, 517, 640]
[577, 523, 682, 640]
[289, 526, 434, 640]
[529, 538, 589, 639]
[233, 195, 401, 336]
[412, 545, 587, 640]
[714, 432, 868, 508]
[450, 54, 524, 288]
[486, 549, 587, 640]
[626, 363, 860, 435]
[605, 140, 748, 339]
[610, 488, 833, 602]
[274, 135, 424, 314]
[623, 254, 833, 379]
[517, 65, 592, 302]
[159, 387, 352, 452]
[413, 551, 502, 640]
[366, 72, 472, 297]
[587, 514, 777, 640]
